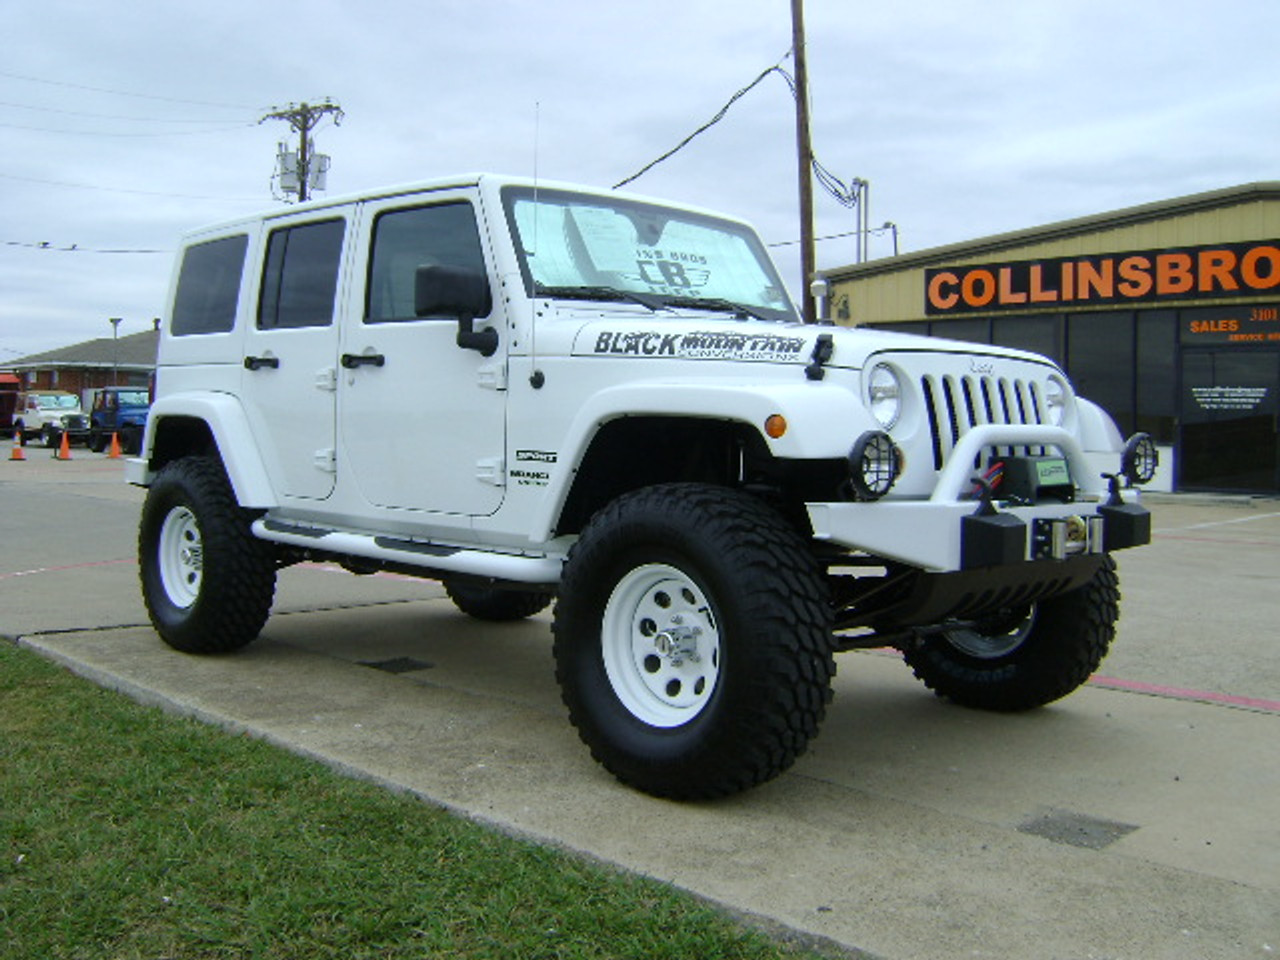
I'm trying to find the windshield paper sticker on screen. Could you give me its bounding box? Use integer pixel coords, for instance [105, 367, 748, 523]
[592, 330, 806, 361]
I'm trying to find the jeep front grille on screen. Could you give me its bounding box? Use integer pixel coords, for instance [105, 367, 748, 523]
[920, 374, 1048, 471]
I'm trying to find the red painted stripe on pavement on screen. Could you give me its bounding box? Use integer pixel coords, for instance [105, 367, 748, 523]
[0, 557, 136, 581]
[1089, 675, 1280, 713]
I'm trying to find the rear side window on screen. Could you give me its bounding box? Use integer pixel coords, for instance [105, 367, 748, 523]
[366, 202, 490, 323]
[171, 235, 249, 336]
[258, 218, 346, 330]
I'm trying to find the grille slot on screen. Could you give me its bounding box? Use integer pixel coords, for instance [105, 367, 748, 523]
[921, 374, 1048, 471]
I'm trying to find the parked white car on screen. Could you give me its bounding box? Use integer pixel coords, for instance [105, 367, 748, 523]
[14, 390, 90, 447]
[128, 174, 1155, 798]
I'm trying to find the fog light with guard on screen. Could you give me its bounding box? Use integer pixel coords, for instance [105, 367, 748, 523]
[1121, 433, 1158, 486]
[847, 431, 901, 500]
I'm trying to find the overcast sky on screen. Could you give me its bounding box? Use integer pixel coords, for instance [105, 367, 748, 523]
[4, 0, 1279, 358]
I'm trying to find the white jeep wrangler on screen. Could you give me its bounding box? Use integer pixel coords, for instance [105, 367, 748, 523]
[129, 174, 1154, 799]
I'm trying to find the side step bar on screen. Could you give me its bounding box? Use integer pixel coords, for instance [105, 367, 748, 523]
[252, 518, 563, 585]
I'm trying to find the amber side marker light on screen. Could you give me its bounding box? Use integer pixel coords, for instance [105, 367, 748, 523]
[764, 414, 788, 439]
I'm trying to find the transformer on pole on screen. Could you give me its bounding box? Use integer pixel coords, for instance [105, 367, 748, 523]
[260, 99, 343, 202]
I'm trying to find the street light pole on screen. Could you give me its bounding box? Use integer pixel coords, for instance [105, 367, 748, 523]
[109, 317, 122, 386]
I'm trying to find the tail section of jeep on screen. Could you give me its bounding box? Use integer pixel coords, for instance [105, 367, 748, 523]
[128, 175, 1153, 799]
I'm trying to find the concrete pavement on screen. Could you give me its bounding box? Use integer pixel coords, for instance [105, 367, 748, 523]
[4, 453, 1278, 959]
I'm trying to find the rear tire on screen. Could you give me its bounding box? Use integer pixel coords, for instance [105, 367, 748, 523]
[553, 483, 835, 799]
[902, 557, 1119, 711]
[138, 456, 276, 653]
[444, 582, 553, 621]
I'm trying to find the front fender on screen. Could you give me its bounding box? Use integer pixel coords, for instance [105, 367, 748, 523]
[131, 392, 276, 508]
[525, 378, 868, 542]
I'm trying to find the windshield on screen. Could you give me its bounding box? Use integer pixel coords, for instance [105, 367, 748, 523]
[35, 394, 79, 409]
[502, 186, 798, 322]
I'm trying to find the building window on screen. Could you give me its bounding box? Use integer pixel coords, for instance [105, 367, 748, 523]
[1067, 312, 1135, 435]
[993, 314, 1063, 366]
[1136, 311, 1177, 444]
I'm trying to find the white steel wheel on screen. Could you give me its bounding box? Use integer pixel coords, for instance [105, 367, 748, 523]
[600, 563, 721, 728]
[941, 608, 1037, 660]
[157, 505, 204, 609]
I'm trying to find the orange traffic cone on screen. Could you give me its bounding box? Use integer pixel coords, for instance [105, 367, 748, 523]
[107, 432, 122, 459]
[8, 431, 25, 462]
[55, 430, 72, 461]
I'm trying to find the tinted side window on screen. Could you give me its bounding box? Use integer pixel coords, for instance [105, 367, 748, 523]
[366, 203, 490, 323]
[258, 219, 345, 330]
[171, 235, 249, 336]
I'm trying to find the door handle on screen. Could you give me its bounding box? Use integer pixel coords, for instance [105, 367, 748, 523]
[340, 353, 386, 369]
[244, 355, 280, 370]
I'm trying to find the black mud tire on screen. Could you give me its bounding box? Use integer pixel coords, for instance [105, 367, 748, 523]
[553, 483, 835, 800]
[444, 582, 553, 621]
[138, 456, 277, 654]
[88, 429, 106, 453]
[902, 557, 1120, 711]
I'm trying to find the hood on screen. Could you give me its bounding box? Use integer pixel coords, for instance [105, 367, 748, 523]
[565, 313, 1062, 374]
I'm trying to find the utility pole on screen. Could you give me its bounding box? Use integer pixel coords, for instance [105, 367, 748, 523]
[260, 99, 344, 202]
[791, 0, 817, 324]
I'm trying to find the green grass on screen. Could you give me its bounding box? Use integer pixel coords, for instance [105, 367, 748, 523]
[1, 641, 831, 960]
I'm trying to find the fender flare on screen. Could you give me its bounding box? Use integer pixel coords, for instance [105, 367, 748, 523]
[525, 379, 866, 542]
[143, 392, 277, 507]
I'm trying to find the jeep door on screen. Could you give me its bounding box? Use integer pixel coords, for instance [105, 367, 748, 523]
[240, 213, 349, 500]
[339, 194, 506, 516]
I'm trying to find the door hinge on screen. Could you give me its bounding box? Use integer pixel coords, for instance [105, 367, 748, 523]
[313, 448, 337, 473]
[476, 456, 505, 487]
[477, 362, 508, 392]
[315, 367, 338, 392]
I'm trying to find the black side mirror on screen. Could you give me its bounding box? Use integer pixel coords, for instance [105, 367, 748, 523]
[414, 263, 498, 356]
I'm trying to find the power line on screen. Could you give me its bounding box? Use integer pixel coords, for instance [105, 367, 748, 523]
[3, 239, 168, 254]
[613, 57, 791, 190]
[0, 98, 255, 124]
[0, 119, 259, 138]
[0, 69, 257, 111]
[610, 58, 862, 209]
[0, 171, 262, 202]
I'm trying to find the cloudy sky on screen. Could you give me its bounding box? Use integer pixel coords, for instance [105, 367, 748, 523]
[4, 0, 1279, 358]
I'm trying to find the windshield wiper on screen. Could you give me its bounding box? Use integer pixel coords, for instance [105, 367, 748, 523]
[533, 284, 666, 312]
[657, 295, 775, 322]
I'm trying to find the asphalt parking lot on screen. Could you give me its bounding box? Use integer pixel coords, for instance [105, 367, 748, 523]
[3, 450, 1278, 960]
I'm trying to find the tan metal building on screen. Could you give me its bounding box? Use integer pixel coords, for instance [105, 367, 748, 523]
[823, 182, 1280, 494]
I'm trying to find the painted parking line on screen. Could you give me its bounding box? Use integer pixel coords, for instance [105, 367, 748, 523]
[0, 557, 136, 581]
[1089, 674, 1280, 714]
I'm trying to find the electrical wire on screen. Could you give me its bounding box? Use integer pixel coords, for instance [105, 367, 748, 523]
[612, 56, 864, 215]
[613, 55, 792, 190]
[0, 172, 262, 202]
[0, 69, 257, 111]
[3, 240, 168, 254]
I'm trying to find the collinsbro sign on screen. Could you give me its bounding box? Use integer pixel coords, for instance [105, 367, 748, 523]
[925, 239, 1280, 314]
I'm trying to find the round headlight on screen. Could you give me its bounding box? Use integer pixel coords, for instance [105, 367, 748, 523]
[867, 363, 902, 429]
[1042, 375, 1068, 426]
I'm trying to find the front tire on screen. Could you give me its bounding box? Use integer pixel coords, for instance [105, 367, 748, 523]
[553, 483, 835, 799]
[138, 456, 277, 653]
[902, 557, 1120, 711]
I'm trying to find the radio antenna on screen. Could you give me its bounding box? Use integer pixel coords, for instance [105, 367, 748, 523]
[529, 101, 544, 388]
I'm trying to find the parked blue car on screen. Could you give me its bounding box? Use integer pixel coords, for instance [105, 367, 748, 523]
[89, 386, 150, 454]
